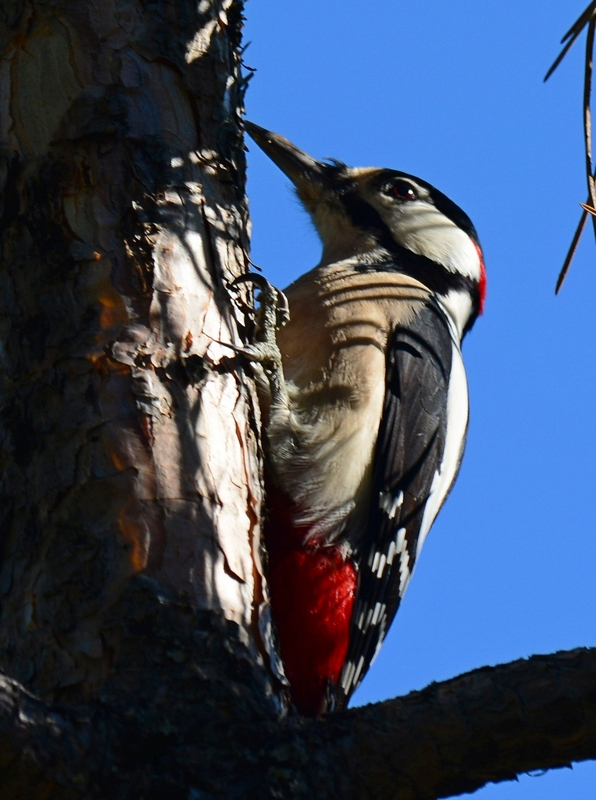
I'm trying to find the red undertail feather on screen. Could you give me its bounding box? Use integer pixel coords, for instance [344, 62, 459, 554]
[265, 489, 357, 716]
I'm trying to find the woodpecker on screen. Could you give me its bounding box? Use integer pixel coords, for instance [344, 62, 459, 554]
[244, 121, 486, 716]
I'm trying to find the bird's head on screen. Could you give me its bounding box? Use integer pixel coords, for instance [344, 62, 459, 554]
[245, 121, 486, 337]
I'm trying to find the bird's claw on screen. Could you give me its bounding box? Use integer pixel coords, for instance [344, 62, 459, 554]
[228, 272, 289, 408]
[227, 341, 282, 369]
[230, 273, 290, 333]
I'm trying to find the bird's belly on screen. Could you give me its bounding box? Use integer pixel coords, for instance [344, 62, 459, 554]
[268, 341, 386, 539]
[262, 269, 435, 714]
[264, 341, 385, 714]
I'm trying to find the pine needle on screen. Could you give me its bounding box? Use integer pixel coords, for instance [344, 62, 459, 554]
[546, 3, 596, 293]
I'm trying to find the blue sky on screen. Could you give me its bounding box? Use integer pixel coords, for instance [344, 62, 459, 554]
[242, 3, 596, 797]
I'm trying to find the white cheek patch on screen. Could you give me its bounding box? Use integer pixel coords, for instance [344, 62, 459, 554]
[377, 201, 482, 282]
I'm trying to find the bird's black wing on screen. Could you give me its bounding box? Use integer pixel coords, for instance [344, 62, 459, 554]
[337, 299, 466, 707]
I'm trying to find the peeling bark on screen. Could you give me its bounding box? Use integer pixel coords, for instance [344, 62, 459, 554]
[0, 0, 273, 704]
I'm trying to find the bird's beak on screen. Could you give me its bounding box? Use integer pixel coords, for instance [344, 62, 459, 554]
[244, 121, 329, 207]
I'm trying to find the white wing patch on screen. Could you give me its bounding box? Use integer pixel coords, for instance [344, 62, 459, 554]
[416, 339, 468, 559]
[437, 288, 473, 340]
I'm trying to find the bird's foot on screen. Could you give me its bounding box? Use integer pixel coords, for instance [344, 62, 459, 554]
[229, 273, 289, 407]
[231, 272, 290, 339]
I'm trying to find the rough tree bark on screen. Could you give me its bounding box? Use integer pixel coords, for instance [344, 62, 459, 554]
[0, 2, 594, 798]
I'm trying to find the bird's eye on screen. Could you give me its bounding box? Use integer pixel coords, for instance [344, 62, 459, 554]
[383, 180, 418, 201]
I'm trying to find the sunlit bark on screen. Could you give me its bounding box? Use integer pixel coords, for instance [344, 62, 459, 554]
[0, 0, 273, 703]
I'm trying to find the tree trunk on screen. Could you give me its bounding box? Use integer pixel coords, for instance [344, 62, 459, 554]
[0, 2, 595, 798]
[0, 0, 274, 697]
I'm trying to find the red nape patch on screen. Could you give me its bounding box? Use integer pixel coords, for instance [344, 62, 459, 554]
[265, 488, 356, 715]
[473, 241, 487, 314]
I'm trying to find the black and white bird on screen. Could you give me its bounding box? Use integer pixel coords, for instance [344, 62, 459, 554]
[244, 121, 486, 716]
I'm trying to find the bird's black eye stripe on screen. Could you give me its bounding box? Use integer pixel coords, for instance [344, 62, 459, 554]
[382, 179, 418, 202]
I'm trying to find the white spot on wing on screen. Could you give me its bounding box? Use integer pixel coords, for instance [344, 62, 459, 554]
[379, 490, 404, 519]
[386, 540, 397, 565]
[341, 660, 355, 691]
[398, 549, 411, 596]
[353, 656, 365, 687]
[358, 608, 373, 631]
[396, 527, 407, 553]
[371, 551, 381, 573]
[376, 553, 387, 578]
[371, 602, 385, 625]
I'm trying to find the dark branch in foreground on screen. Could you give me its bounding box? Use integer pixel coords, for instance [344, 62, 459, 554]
[2, 616, 596, 800]
[311, 647, 596, 798]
